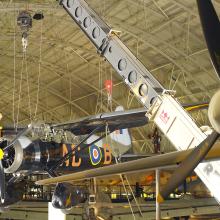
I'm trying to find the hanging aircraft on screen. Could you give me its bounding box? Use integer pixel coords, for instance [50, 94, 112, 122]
[0, 106, 150, 209]
[0, 100, 210, 214]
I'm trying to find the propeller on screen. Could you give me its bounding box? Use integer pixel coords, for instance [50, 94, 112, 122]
[3, 124, 32, 151]
[0, 124, 32, 203]
[157, 131, 220, 203]
[197, 0, 220, 78]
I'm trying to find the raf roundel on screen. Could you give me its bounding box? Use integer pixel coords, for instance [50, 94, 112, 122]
[89, 145, 102, 166]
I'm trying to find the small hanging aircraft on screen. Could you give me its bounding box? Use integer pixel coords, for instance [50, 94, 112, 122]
[0, 106, 150, 209]
[0, 100, 210, 213]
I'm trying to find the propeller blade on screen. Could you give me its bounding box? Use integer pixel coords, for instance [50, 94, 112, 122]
[157, 131, 219, 203]
[4, 124, 32, 151]
[0, 160, 5, 203]
[197, 0, 220, 78]
[0, 124, 33, 202]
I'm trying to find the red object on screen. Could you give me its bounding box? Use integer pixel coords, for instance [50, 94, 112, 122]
[146, 175, 154, 183]
[104, 80, 113, 94]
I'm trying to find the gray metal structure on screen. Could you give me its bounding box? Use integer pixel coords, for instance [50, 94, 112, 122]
[60, 0, 165, 109]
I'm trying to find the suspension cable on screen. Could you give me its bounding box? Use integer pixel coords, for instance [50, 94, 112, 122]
[34, 12, 43, 119]
[99, 59, 102, 113]
[12, 3, 16, 128]
[65, 51, 72, 120]
[110, 68, 113, 111]
[105, 124, 136, 220]
[116, 158, 136, 220]
[24, 51, 32, 122]
[16, 52, 25, 130]
[124, 174, 143, 217]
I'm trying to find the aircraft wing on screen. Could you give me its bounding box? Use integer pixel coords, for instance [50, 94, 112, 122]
[51, 108, 148, 135]
[1, 102, 208, 137]
[50, 101, 208, 136]
[36, 142, 220, 185]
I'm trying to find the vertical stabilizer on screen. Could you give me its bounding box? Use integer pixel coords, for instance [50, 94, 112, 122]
[109, 106, 132, 156]
[86, 106, 132, 157]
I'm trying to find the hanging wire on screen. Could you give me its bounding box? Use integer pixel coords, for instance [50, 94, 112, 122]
[143, 0, 148, 29]
[105, 124, 142, 220]
[64, 51, 72, 120]
[171, 71, 181, 90]
[168, 65, 175, 90]
[12, 3, 16, 128]
[136, 39, 139, 58]
[115, 159, 136, 220]
[124, 175, 143, 217]
[95, 59, 103, 114]
[110, 68, 113, 112]
[186, 13, 191, 55]
[101, 0, 106, 19]
[105, 64, 113, 111]
[34, 11, 43, 120]
[127, 91, 135, 109]
[15, 52, 25, 129]
[100, 59, 103, 113]
[95, 93, 100, 114]
[182, 71, 188, 88]
[24, 51, 32, 122]
[95, 61, 100, 114]
[69, 60, 72, 120]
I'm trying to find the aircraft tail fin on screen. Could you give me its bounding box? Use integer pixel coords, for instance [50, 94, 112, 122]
[197, 0, 220, 78]
[109, 106, 132, 157]
[86, 106, 133, 157]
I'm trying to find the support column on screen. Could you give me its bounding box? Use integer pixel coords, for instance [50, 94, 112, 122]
[156, 169, 161, 220]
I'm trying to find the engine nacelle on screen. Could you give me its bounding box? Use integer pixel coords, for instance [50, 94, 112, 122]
[52, 183, 87, 209]
[3, 136, 61, 175]
[208, 90, 220, 133]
